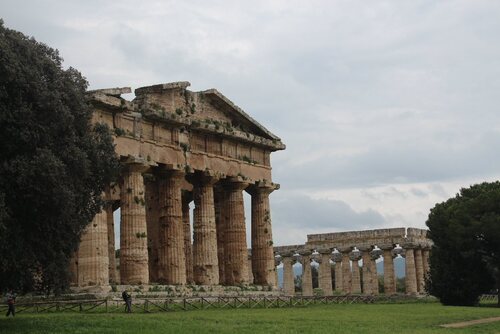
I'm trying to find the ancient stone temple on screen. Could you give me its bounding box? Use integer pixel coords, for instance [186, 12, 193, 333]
[274, 228, 432, 296]
[70, 82, 285, 288]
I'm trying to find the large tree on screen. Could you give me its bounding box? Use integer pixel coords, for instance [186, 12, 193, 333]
[426, 181, 500, 306]
[0, 21, 119, 294]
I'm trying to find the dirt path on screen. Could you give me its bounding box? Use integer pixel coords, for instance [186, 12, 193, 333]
[440, 316, 500, 328]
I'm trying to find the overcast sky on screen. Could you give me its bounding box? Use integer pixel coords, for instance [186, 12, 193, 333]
[2, 1, 500, 246]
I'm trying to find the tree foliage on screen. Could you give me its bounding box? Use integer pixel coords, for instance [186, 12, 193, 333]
[426, 181, 500, 306]
[0, 21, 119, 294]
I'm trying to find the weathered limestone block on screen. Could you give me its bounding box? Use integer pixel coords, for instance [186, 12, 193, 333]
[105, 202, 117, 284]
[248, 181, 278, 286]
[191, 172, 219, 285]
[318, 250, 333, 295]
[381, 245, 396, 295]
[120, 163, 150, 285]
[403, 245, 418, 295]
[223, 178, 249, 285]
[145, 177, 159, 283]
[300, 251, 313, 296]
[414, 248, 425, 293]
[182, 192, 194, 284]
[340, 249, 352, 294]
[78, 208, 109, 286]
[157, 169, 186, 285]
[283, 255, 295, 296]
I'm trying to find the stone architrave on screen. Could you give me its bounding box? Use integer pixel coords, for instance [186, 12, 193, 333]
[105, 201, 117, 284]
[340, 248, 352, 294]
[182, 191, 194, 284]
[78, 207, 109, 286]
[214, 187, 226, 284]
[157, 169, 186, 285]
[223, 177, 249, 285]
[120, 161, 150, 285]
[191, 172, 220, 285]
[381, 245, 396, 295]
[359, 247, 373, 295]
[300, 251, 313, 296]
[144, 177, 159, 283]
[318, 249, 333, 296]
[248, 181, 278, 286]
[350, 250, 362, 294]
[414, 247, 425, 293]
[403, 244, 418, 295]
[283, 255, 295, 296]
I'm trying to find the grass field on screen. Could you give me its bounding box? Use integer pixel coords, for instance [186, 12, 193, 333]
[1, 302, 500, 333]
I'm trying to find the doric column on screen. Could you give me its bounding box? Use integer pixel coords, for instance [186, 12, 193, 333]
[191, 172, 219, 285]
[78, 207, 109, 286]
[380, 245, 396, 295]
[105, 200, 117, 284]
[422, 247, 430, 279]
[340, 248, 352, 294]
[359, 246, 372, 295]
[332, 250, 343, 293]
[182, 191, 194, 284]
[247, 254, 254, 283]
[157, 168, 186, 285]
[403, 243, 418, 295]
[120, 161, 150, 284]
[300, 251, 313, 296]
[223, 177, 249, 285]
[283, 254, 295, 295]
[318, 249, 333, 295]
[144, 176, 159, 283]
[214, 186, 226, 284]
[370, 248, 382, 295]
[414, 247, 425, 293]
[247, 181, 278, 286]
[350, 249, 362, 294]
[69, 251, 78, 286]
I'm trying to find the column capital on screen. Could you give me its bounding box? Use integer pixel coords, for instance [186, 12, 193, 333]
[338, 246, 353, 254]
[155, 165, 185, 180]
[378, 244, 395, 251]
[223, 176, 250, 191]
[370, 248, 383, 260]
[121, 155, 156, 173]
[246, 180, 280, 196]
[187, 170, 221, 186]
[357, 245, 373, 252]
[299, 250, 312, 257]
[402, 242, 417, 249]
[318, 248, 333, 255]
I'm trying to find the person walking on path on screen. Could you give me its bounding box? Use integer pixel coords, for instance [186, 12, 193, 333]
[122, 290, 132, 313]
[5, 290, 16, 317]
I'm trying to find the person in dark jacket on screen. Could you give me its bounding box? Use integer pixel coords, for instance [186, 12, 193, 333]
[5, 290, 16, 317]
[122, 290, 132, 313]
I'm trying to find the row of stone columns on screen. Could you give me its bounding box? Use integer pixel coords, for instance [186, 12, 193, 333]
[277, 244, 430, 296]
[72, 162, 279, 288]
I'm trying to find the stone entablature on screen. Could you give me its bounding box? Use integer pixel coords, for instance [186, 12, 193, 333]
[307, 227, 431, 250]
[88, 82, 284, 184]
[71, 82, 284, 289]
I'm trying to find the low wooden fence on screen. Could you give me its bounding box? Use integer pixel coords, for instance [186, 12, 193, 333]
[0, 295, 389, 314]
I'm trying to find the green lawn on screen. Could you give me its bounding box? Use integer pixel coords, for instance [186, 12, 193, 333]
[1, 302, 500, 333]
